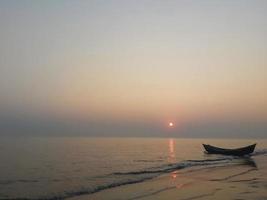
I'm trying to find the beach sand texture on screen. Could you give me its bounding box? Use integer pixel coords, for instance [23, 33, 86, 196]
[72, 155, 267, 200]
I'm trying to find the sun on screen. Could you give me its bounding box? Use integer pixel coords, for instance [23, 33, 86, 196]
[169, 122, 174, 127]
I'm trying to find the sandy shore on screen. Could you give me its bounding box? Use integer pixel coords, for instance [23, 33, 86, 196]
[69, 156, 267, 200]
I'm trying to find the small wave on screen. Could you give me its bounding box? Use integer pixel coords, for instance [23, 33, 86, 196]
[0, 179, 39, 185]
[251, 149, 267, 157]
[133, 159, 164, 163]
[187, 157, 234, 163]
[229, 178, 258, 183]
[1, 176, 154, 200]
[113, 157, 239, 176]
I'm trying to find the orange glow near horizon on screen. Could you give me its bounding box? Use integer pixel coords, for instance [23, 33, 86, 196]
[169, 122, 174, 127]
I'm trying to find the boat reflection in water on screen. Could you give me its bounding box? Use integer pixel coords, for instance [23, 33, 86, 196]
[167, 139, 257, 182]
[240, 157, 257, 168]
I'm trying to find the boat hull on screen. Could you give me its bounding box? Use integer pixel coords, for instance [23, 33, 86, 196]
[203, 144, 256, 156]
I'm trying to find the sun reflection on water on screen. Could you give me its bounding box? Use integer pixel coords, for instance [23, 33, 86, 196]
[168, 138, 176, 163]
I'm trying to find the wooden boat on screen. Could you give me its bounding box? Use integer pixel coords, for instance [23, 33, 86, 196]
[203, 144, 256, 156]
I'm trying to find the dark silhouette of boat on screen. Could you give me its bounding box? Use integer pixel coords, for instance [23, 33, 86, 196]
[203, 144, 256, 156]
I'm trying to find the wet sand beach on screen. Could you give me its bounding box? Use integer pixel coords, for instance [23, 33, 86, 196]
[71, 154, 267, 200]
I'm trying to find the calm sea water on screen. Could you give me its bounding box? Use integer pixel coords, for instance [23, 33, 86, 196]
[0, 137, 266, 199]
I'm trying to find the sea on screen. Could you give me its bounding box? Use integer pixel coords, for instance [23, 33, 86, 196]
[0, 137, 266, 200]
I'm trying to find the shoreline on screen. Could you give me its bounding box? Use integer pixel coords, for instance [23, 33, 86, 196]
[69, 156, 267, 200]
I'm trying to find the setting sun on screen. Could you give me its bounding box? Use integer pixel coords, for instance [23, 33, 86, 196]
[169, 122, 174, 127]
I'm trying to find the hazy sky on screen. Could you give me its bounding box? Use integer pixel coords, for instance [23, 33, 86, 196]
[0, 0, 266, 137]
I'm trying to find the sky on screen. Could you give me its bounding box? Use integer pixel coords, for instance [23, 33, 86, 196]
[0, 0, 266, 138]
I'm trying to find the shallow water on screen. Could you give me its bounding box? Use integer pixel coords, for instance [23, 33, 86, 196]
[0, 137, 266, 199]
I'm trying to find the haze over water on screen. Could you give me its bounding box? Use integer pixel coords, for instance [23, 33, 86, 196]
[0, 0, 267, 138]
